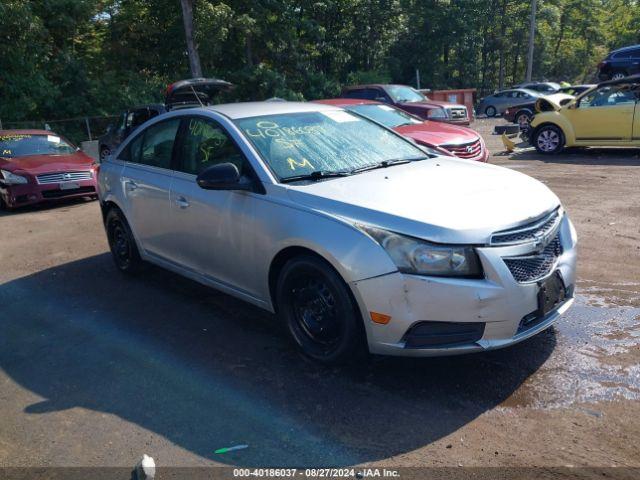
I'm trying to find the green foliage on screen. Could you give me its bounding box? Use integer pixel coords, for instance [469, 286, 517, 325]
[1, 0, 639, 126]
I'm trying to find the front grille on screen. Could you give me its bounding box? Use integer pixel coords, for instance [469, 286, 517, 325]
[504, 234, 563, 283]
[36, 171, 93, 185]
[403, 321, 485, 349]
[442, 138, 482, 159]
[41, 186, 95, 198]
[447, 106, 468, 120]
[491, 208, 561, 246]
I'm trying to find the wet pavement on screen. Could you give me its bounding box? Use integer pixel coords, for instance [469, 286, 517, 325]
[0, 119, 639, 468]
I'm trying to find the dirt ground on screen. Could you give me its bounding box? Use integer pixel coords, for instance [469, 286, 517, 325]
[0, 118, 638, 474]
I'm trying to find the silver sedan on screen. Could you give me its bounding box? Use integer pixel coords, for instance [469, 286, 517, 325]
[477, 88, 541, 117]
[98, 102, 577, 364]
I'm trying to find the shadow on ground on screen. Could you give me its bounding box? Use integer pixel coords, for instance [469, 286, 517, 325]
[0, 254, 556, 466]
[508, 146, 640, 166]
[0, 197, 96, 217]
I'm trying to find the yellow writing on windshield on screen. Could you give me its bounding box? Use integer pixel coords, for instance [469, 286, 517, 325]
[245, 122, 322, 139]
[0, 134, 31, 142]
[287, 157, 314, 170]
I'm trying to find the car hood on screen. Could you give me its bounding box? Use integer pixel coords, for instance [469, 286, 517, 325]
[397, 101, 442, 112]
[535, 93, 575, 112]
[286, 158, 560, 244]
[394, 121, 478, 146]
[0, 151, 94, 174]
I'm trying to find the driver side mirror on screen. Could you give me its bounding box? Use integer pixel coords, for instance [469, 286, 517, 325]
[196, 162, 254, 191]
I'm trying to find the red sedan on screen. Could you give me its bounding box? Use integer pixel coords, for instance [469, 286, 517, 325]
[315, 99, 489, 162]
[0, 130, 98, 209]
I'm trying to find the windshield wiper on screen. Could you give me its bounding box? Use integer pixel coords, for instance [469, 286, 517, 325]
[280, 170, 351, 183]
[350, 157, 428, 174]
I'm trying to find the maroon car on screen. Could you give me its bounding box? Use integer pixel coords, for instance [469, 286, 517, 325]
[341, 84, 471, 125]
[315, 99, 488, 162]
[0, 130, 98, 209]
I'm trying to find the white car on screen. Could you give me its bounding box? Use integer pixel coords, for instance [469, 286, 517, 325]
[98, 101, 577, 364]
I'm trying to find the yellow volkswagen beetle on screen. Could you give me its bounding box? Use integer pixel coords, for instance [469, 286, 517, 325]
[529, 75, 640, 154]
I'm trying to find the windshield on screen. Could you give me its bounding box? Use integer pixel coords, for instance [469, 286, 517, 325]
[348, 104, 422, 128]
[235, 111, 427, 181]
[386, 85, 426, 103]
[0, 133, 76, 158]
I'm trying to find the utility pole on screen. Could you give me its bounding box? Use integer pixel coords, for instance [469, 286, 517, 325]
[180, 0, 203, 78]
[525, 0, 537, 82]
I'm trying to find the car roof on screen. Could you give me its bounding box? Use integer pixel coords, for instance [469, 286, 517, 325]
[314, 98, 379, 107]
[611, 44, 640, 53]
[207, 101, 341, 119]
[0, 129, 53, 136]
[597, 74, 640, 87]
[343, 84, 415, 91]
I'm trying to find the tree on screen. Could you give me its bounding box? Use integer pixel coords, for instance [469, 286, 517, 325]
[180, 0, 202, 77]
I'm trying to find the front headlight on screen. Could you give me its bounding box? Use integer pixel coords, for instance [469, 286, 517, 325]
[0, 169, 28, 185]
[358, 224, 482, 277]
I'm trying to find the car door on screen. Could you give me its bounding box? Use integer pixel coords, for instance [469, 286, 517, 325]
[564, 85, 636, 142]
[629, 48, 640, 75]
[168, 116, 259, 295]
[120, 117, 180, 259]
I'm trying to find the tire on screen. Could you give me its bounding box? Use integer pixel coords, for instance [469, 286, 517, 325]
[105, 207, 143, 273]
[100, 147, 111, 162]
[485, 106, 497, 117]
[533, 124, 565, 154]
[515, 110, 532, 128]
[611, 71, 626, 80]
[275, 255, 366, 365]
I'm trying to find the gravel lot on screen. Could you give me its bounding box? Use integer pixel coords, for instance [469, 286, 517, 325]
[1, 118, 639, 471]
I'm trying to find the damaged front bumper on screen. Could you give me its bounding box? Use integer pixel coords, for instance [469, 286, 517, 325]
[350, 215, 577, 357]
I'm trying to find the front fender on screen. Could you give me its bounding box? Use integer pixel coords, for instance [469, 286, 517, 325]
[252, 197, 398, 310]
[530, 112, 575, 145]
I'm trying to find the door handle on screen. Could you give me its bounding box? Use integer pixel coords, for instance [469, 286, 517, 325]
[125, 180, 138, 191]
[175, 196, 190, 209]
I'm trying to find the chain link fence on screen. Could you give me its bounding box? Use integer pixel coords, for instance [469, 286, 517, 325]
[0, 115, 118, 146]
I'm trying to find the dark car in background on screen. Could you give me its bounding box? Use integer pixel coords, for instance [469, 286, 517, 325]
[476, 88, 541, 117]
[597, 45, 640, 80]
[98, 104, 166, 162]
[341, 84, 471, 125]
[98, 78, 233, 162]
[558, 84, 595, 96]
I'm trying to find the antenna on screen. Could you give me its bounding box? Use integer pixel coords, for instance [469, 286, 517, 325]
[190, 85, 205, 107]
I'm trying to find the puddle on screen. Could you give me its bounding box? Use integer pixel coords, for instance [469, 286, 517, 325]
[502, 291, 640, 409]
[579, 280, 640, 308]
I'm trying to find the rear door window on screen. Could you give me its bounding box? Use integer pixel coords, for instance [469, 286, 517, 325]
[135, 119, 180, 169]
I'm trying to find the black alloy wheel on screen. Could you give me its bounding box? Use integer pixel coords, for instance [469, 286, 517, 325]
[276, 255, 366, 364]
[105, 208, 142, 273]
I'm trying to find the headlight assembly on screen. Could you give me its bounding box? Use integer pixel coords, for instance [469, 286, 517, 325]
[358, 224, 482, 277]
[0, 169, 28, 185]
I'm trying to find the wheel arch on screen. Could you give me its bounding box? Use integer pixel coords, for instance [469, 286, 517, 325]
[531, 118, 573, 146]
[268, 246, 349, 314]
